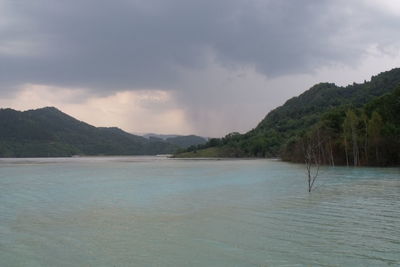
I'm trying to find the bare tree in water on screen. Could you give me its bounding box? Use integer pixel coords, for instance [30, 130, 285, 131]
[303, 135, 321, 192]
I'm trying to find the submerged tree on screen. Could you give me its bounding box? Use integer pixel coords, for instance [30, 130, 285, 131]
[343, 110, 359, 166]
[368, 111, 384, 165]
[303, 133, 321, 192]
[360, 111, 369, 165]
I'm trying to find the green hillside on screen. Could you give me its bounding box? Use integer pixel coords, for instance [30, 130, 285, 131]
[175, 68, 400, 166]
[0, 107, 178, 157]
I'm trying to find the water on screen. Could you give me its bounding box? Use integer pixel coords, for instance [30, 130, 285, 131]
[0, 157, 399, 266]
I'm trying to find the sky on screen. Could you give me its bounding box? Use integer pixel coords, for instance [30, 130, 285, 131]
[1, 0, 400, 137]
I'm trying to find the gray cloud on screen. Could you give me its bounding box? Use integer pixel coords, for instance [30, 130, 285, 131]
[1, 0, 399, 92]
[1, 0, 400, 135]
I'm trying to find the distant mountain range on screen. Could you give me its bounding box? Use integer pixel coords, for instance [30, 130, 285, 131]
[0, 107, 206, 157]
[143, 133, 208, 148]
[143, 133, 180, 140]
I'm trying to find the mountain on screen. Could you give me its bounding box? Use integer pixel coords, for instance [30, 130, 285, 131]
[0, 107, 178, 157]
[175, 68, 400, 166]
[143, 133, 179, 140]
[165, 135, 207, 149]
[143, 133, 208, 148]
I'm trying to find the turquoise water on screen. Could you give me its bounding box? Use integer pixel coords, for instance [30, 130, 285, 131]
[0, 157, 399, 266]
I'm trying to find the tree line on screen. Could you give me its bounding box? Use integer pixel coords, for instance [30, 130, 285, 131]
[282, 86, 400, 166]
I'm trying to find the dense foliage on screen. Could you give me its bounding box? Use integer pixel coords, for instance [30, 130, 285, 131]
[177, 68, 400, 166]
[0, 107, 178, 157]
[282, 87, 400, 166]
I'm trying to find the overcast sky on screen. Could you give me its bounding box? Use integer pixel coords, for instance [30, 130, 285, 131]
[1, 0, 400, 136]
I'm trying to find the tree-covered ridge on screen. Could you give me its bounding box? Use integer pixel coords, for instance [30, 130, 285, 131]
[282, 86, 400, 166]
[176, 68, 400, 165]
[0, 107, 178, 157]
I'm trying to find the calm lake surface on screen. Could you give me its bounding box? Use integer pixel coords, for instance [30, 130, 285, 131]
[0, 157, 399, 266]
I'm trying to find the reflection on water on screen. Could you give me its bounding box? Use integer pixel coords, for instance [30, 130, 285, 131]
[0, 157, 399, 266]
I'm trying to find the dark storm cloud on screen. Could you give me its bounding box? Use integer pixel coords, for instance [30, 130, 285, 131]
[1, 0, 399, 93]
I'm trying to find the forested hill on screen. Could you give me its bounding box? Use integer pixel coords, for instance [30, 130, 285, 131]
[175, 68, 400, 166]
[0, 107, 178, 157]
[256, 68, 400, 133]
